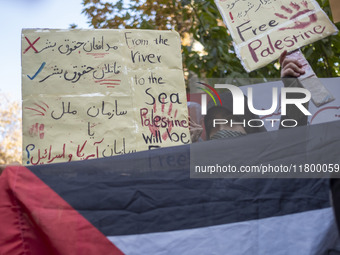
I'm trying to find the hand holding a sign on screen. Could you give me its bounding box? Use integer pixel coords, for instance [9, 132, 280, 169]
[215, 0, 338, 71]
[279, 48, 335, 109]
[279, 50, 306, 78]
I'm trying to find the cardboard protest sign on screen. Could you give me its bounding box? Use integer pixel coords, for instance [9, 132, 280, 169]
[22, 29, 190, 165]
[329, 0, 340, 23]
[215, 0, 338, 72]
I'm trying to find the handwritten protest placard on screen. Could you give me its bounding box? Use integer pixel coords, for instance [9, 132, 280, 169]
[215, 0, 338, 72]
[22, 29, 190, 166]
[330, 0, 340, 23]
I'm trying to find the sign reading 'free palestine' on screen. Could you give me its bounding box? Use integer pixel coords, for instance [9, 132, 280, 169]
[215, 0, 338, 72]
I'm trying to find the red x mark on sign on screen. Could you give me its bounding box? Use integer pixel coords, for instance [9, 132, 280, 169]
[23, 36, 40, 54]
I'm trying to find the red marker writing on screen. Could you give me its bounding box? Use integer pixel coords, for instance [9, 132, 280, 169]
[229, 12, 234, 23]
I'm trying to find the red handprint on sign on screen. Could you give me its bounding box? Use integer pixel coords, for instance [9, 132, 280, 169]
[140, 101, 178, 142]
[29, 123, 45, 139]
[275, 1, 317, 31]
[153, 102, 178, 141]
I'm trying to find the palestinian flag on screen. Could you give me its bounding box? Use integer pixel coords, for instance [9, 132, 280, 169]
[1, 121, 340, 254]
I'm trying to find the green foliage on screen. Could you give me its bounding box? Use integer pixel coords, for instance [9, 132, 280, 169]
[81, 0, 340, 80]
[300, 0, 340, 77]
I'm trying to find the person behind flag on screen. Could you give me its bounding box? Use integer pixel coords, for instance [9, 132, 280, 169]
[199, 49, 340, 239]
